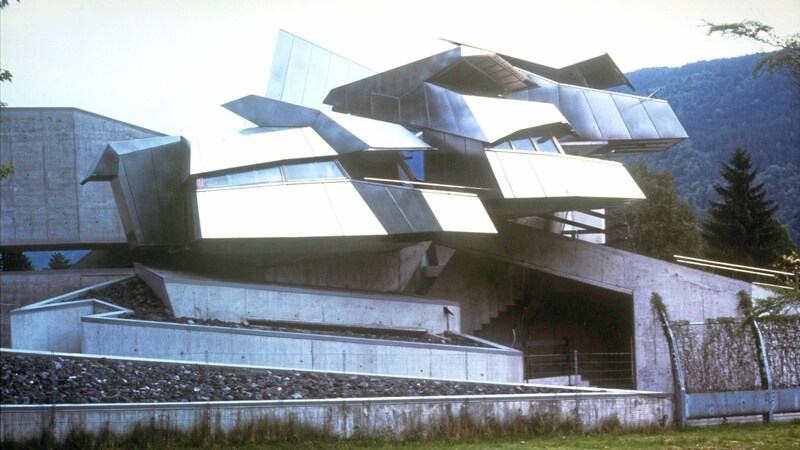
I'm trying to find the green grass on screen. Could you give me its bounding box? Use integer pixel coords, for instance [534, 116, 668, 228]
[228, 421, 800, 450]
[5, 419, 798, 449]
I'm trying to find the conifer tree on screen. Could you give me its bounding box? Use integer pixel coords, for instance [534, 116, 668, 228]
[47, 251, 71, 270]
[701, 147, 797, 266]
[0, 252, 34, 271]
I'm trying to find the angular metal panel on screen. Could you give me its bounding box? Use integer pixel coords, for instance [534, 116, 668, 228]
[399, 85, 428, 126]
[558, 85, 603, 141]
[642, 100, 688, 139]
[421, 190, 496, 233]
[265, 30, 295, 101]
[424, 84, 459, 134]
[485, 151, 514, 198]
[324, 111, 430, 151]
[532, 153, 644, 200]
[120, 149, 163, 245]
[446, 89, 482, 139]
[583, 90, 631, 140]
[311, 113, 367, 153]
[370, 93, 400, 122]
[196, 183, 346, 238]
[463, 95, 569, 143]
[493, 151, 546, 198]
[282, 37, 314, 105]
[222, 95, 320, 127]
[189, 128, 335, 175]
[611, 95, 660, 139]
[351, 182, 414, 234]
[323, 181, 387, 236]
[302, 45, 334, 108]
[344, 78, 373, 116]
[386, 187, 440, 232]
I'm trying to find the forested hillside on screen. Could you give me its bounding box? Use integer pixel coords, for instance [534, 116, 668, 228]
[617, 53, 800, 244]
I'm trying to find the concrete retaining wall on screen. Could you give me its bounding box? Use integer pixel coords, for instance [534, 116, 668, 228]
[0, 391, 672, 442]
[1, 269, 134, 347]
[137, 265, 461, 334]
[80, 317, 521, 382]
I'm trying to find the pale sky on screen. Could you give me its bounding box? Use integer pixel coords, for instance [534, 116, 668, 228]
[1, 0, 798, 135]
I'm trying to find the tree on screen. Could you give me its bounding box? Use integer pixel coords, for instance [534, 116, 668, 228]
[705, 20, 800, 100]
[47, 251, 71, 270]
[608, 161, 702, 261]
[0, 252, 34, 271]
[701, 147, 797, 267]
[0, 4, 17, 191]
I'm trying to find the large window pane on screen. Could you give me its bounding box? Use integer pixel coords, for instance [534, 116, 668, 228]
[534, 136, 561, 153]
[283, 161, 345, 181]
[510, 137, 535, 151]
[203, 166, 282, 188]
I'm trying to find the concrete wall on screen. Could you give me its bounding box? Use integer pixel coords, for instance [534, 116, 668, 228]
[0, 390, 671, 442]
[11, 301, 98, 352]
[137, 265, 461, 334]
[434, 222, 756, 393]
[261, 242, 429, 292]
[0, 269, 134, 347]
[0, 108, 161, 249]
[81, 317, 522, 383]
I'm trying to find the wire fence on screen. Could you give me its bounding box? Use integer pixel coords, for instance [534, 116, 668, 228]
[523, 351, 635, 389]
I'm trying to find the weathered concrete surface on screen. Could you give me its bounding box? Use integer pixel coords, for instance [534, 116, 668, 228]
[0, 107, 162, 249]
[0, 391, 672, 442]
[80, 317, 522, 383]
[0, 269, 134, 347]
[137, 265, 461, 334]
[433, 221, 755, 393]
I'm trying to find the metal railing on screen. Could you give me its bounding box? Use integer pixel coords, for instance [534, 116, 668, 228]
[523, 351, 635, 389]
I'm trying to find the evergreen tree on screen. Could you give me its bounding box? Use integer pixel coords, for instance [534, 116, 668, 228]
[609, 161, 702, 260]
[0, 252, 34, 271]
[701, 147, 797, 267]
[47, 251, 71, 270]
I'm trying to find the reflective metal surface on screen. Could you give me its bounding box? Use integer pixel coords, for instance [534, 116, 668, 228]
[82, 136, 190, 248]
[483, 150, 644, 217]
[325, 43, 686, 156]
[266, 30, 374, 108]
[222, 95, 430, 154]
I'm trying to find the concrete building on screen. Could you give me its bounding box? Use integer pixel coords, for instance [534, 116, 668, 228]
[2, 32, 764, 393]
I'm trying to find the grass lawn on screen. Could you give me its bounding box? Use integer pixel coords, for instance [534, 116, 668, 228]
[247, 420, 800, 450]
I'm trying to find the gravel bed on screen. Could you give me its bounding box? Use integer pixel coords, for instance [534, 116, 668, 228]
[79, 277, 490, 347]
[1, 354, 572, 404]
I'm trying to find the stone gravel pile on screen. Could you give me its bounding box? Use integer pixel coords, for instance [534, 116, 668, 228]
[1, 354, 571, 404]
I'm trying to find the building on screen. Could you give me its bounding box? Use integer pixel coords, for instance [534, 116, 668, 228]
[2, 31, 765, 392]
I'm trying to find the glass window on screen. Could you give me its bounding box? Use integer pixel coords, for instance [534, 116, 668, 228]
[283, 161, 345, 181]
[510, 137, 535, 151]
[203, 166, 282, 188]
[533, 136, 561, 154]
[493, 140, 512, 150]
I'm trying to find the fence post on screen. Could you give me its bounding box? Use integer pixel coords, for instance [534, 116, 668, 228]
[651, 293, 687, 426]
[751, 318, 774, 422]
[572, 350, 579, 386]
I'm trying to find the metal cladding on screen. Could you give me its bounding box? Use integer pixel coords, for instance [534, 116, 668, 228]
[82, 136, 190, 248]
[222, 95, 431, 153]
[82, 31, 690, 254]
[324, 44, 687, 156]
[266, 30, 375, 109]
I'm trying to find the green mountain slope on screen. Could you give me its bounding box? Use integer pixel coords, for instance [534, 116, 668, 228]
[618, 53, 800, 244]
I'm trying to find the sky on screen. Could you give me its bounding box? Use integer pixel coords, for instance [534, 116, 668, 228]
[1, 0, 798, 135]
